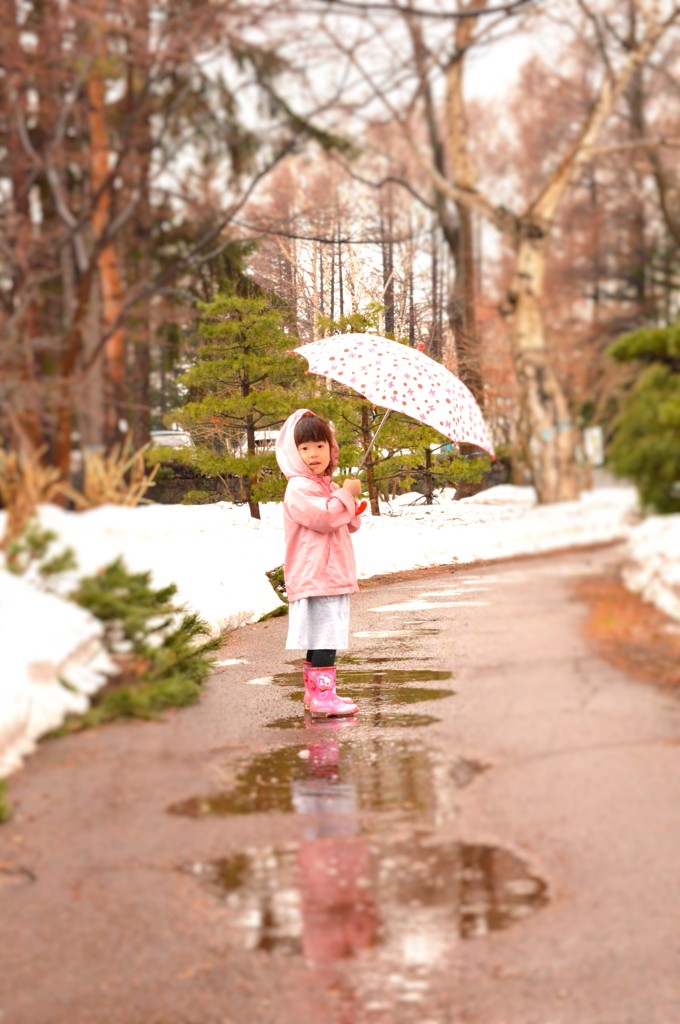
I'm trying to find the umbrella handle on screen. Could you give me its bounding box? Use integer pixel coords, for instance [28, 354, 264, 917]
[357, 409, 391, 472]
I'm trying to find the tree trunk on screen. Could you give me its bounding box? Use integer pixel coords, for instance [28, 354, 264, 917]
[245, 409, 261, 520]
[503, 229, 580, 501]
[408, 227, 415, 347]
[430, 224, 441, 360]
[448, 202, 483, 403]
[422, 447, 434, 505]
[86, 7, 127, 448]
[2, 10, 45, 453]
[381, 192, 395, 336]
[361, 406, 380, 516]
[53, 266, 97, 480]
[128, 0, 152, 450]
[319, 245, 325, 321]
[445, 10, 484, 402]
[337, 217, 344, 318]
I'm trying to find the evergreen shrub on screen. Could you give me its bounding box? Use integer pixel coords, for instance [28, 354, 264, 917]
[608, 324, 680, 513]
[0, 780, 10, 823]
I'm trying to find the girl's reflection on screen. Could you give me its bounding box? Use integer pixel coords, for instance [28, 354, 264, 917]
[292, 718, 377, 961]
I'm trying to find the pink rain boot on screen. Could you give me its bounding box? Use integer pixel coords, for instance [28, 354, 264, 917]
[308, 666, 358, 719]
[303, 661, 355, 711]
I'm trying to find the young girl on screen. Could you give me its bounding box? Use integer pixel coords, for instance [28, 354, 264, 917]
[275, 409, 362, 718]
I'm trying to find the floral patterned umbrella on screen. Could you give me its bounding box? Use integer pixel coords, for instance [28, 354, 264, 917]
[292, 333, 495, 456]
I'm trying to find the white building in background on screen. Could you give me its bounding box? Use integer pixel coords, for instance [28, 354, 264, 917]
[236, 429, 281, 456]
[150, 429, 194, 450]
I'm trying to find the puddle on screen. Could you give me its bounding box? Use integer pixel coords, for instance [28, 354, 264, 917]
[284, 686, 454, 709]
[169, 738, 479, 820]
[354, 627, 440, 639]
[339, 655, 434, 666]
[171, 662, 462, 823]
[273, 667, 452, 687]
[274, 667, 452, 701]
[189, 836, 547, 958]
[266, 712, 441, 731]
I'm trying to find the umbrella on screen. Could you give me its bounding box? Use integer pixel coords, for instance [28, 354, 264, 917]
[292, 333, 495, 461]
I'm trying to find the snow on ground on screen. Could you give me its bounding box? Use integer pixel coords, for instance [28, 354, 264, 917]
[622, 515, 680, 623]
[350, 486, 639, 577]
[0, 573, 117, 776]
[1, 482, 678, 777]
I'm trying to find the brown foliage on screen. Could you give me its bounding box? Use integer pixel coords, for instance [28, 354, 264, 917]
[0, 448, 69, 550]
[0, 441, 159, 553]
[67, 442, 159, 511]
[578, 574, 680, 689]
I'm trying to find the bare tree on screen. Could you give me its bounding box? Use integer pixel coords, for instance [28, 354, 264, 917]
[302, 0, 680, 501]
[0, 0, 320, 475]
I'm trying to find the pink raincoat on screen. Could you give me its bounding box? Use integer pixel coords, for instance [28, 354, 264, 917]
[275, 409, 361, 604]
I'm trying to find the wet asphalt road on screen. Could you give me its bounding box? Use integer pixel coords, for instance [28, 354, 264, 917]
[1, 546, 680, 1024]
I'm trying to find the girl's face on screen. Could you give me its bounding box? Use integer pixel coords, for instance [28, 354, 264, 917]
[297, 439, 331, 476]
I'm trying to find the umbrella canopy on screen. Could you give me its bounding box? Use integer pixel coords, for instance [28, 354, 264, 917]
[293, 333, 495, 456]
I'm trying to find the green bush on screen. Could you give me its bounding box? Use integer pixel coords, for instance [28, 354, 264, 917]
[53, 677, 202, 735]
[266, 564, 287, 602]
[0, 780, 10, 823]
[181, 489, 215, 505]
[55, 558, 225, 734]
[608, 324, 680, 514]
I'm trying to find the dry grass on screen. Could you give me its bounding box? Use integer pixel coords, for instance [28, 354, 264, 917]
[67, 441, 159, 510]
[577, 573, 680, 688]
[0, 447, 69, 550]
[1, 441, 159, 553]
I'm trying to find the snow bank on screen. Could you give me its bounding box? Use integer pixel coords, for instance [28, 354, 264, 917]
[622, 515, 680, 622]
[353, 486, 638, 577]
[0, 572, 115, 778]
[18, 502, 285, 634]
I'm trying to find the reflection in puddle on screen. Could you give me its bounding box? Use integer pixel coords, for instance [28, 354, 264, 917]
[175, 711, 543, 1004]
[339, 655, 434, 665]
[266, 712, 441, 731]
[286, 685, 453, 707]
[193, 835, 547, 957]
[273, 668, 452, 688]
[169, 735, 481, 820]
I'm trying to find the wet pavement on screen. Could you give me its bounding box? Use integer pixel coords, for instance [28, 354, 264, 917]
[1, 546, 680, 1023]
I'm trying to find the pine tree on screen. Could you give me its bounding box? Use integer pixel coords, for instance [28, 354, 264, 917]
[607, 323, 680, 513]
[172, 292, 313, 519]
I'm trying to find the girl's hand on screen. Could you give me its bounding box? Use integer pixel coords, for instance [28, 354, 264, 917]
[342, 477, 362, 498]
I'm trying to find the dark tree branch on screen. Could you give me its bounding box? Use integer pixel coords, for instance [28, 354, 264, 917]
[309, 0, 535, 19]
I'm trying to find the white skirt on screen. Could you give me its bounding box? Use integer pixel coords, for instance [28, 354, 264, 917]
[286, 594, 351, 650]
